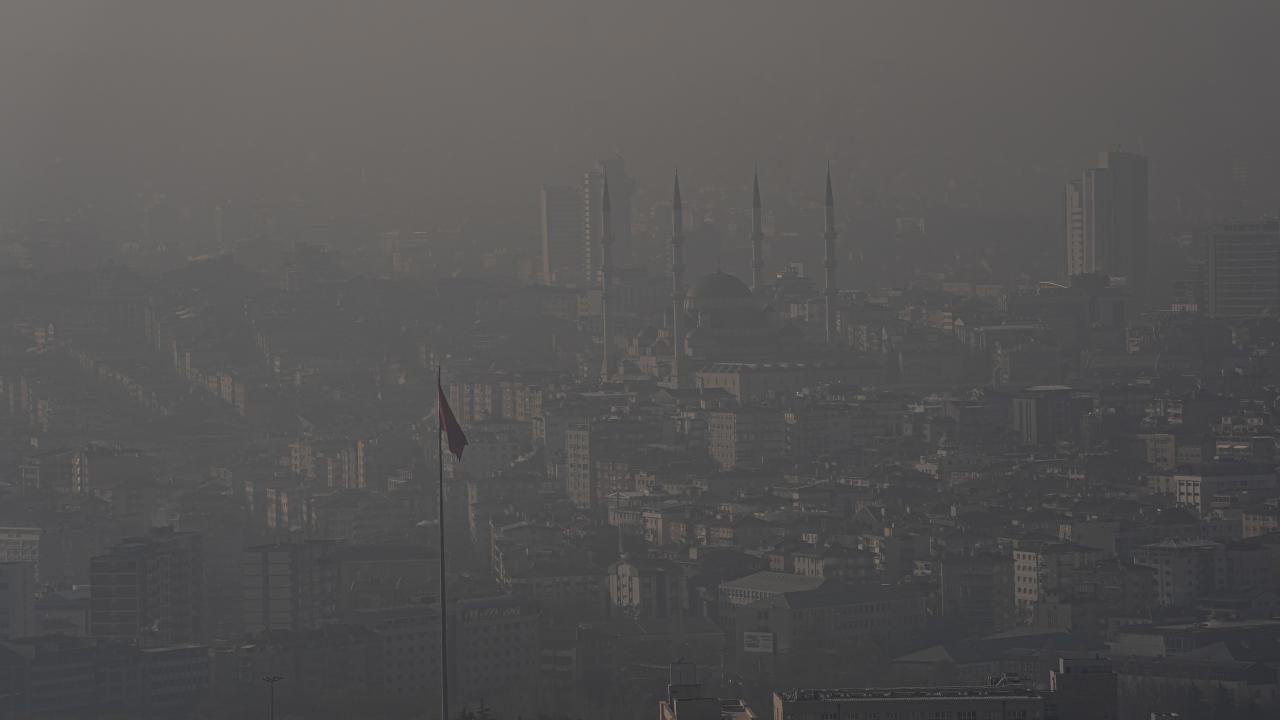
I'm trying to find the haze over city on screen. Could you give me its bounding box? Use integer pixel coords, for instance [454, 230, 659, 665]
[3, 3, 1280, 720]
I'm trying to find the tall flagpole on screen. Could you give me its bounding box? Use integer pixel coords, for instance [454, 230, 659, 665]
[437, 366, 450, 720]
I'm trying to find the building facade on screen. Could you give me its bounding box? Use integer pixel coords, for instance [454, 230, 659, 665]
[1207, 218, 1280, 318]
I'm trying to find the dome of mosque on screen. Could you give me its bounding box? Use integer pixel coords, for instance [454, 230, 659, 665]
[686, 271, 753, 302]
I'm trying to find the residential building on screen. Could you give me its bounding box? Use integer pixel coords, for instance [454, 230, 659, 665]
[607, 557, 687, 619]
[941, 553, 1016, 633]
[1132, 540, 1226, 607]
[708, 407, 785, 470]
[1173, 463, 1276, 513]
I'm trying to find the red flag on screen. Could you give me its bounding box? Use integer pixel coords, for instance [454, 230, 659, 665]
[437, 383, 468, 460]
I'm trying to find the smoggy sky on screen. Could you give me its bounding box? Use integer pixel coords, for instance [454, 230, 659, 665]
[2, 0, 1278, 226]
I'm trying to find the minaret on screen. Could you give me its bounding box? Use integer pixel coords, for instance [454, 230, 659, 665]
[599, 176, 614, 384]
[670, 172, 686, 387]
[750, 167, 765, 291]
[822, 164, 839, 344]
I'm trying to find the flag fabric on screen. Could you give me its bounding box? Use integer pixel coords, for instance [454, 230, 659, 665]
[437, 383, 468, 460]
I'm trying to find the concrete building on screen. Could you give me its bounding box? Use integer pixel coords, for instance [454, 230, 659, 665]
[565, 419, 663, 510]
[1173, 463, 1276, 513]
[941, 553, 1015, 633]
[774, 678, 1045, 720]
[1011, 385, 1074, 448]
[89, 528, 205, 646]
[607, 557, 688, 619]
[241, 542, 338, 635]
[734, 583, 928, 665]
[0, 563, 35, 640]
[1013, 541, 1102, 613]
[345, 603, 441, 699]
[708, 407, 785, 470]
[1207, 218, 1280, 318]
[1132, 539, 1226, 607]
[453, 595, 540, 717]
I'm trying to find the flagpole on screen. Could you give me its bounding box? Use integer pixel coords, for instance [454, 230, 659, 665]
[437, 365, 450, 720]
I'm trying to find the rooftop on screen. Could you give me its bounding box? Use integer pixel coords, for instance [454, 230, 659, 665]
[721, 571, 824, 595]
[779, 685, 1041, 703]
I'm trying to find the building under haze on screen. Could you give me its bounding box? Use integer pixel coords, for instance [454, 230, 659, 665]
[1207, 218, 1280, 319]
[541, 156, 636, 288]
[1064, 150, 1149, 305]
[89, 528, 205, 646]
[541, 184, 585, 286]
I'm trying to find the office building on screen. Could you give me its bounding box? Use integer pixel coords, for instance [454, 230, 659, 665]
[1065, 178, 1087, 278]
[0, 563, 35, 640]
[773, 677, 1045, 720]
[89, 528, 205, 646]
[453, 595, 539, 717]
[1064, 150, 1149, 305]
[541, 184, 585, 286]
[242, 542, 338, 635]
[1207, 218, 1280, 318]
[1011, 385, 1074, 448]
[346, 604, 442, 698]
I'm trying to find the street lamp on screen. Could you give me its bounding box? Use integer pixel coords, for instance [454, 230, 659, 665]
[262, 675, 284, 720]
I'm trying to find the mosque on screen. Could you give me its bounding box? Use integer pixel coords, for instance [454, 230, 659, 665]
[604, 167, 842, 386]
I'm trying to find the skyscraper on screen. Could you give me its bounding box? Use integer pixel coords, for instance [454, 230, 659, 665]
[540, 184, 584, 287]
[1064, 178, 1087, 278]
[583, 156, 634, 285]
[1064, 150, 1149, 304]
[1208, 218, 1280, 318]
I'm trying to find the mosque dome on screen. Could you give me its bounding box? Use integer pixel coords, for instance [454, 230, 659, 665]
[687, 271, 753, 302]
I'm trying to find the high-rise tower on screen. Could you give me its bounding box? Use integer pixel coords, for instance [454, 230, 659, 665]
[1064, 150, 1149, 305]
[822, 165, 839, 343]
[541, 184, 585, 286]
[599, 176, 614, 383]
[670, 173, 686, 388]
[750, 167, 765, 291]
